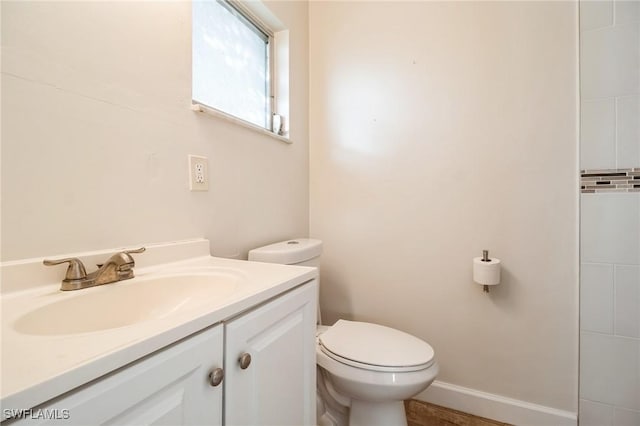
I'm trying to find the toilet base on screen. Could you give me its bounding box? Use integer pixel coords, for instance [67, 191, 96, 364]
[349, 400, 407, 426]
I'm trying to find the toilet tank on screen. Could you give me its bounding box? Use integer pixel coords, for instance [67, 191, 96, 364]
[248, 239, 322, 267]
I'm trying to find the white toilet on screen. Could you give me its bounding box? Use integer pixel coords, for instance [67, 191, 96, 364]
[248, 239, 439, 426]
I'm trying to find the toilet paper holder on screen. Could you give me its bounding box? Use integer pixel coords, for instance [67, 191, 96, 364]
[473, 249, 501, 293]
[481, 250, 490, 293]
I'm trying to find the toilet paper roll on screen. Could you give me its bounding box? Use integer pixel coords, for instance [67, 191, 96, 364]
[473, 257, 501, 285]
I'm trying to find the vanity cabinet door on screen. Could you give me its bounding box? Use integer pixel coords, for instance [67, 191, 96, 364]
[13, 325, 224, 426]
[224, 281, 317, 426]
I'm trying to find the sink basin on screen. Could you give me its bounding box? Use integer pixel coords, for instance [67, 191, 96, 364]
[13, 272, 243, 336]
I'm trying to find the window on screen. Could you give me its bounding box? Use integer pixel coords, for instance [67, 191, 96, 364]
[193, 0, 279, 132]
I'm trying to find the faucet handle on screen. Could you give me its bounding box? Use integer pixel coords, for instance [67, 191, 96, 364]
[120, 247, 146, 266]
[116, 247, 146, 272]
[123, 247, 146, 255]
[43, 257, 88, 281]
[113, 247, 145, 280]
[96, 248, 145, 268]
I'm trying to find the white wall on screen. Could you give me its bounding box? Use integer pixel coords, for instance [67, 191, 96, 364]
[579, 1, 640, 424]
[0, 0, 309, 261]
[309, 0, 579, 419]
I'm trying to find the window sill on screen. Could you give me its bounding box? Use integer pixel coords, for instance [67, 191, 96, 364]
[191, 103, 292, 144]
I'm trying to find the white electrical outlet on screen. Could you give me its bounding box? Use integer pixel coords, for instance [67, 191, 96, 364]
[188, 155, 209, 191]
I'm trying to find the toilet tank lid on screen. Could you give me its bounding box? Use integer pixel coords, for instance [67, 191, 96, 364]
[248, 238, 323, 265]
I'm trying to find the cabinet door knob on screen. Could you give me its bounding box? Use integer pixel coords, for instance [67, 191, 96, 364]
[239, 353, 252, 370]
[208, 368, 224, 387]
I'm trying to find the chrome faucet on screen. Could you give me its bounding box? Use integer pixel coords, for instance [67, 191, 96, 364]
[44, 248, 146, 291]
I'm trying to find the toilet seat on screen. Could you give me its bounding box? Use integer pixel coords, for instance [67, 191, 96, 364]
[318, 320, 435, 373]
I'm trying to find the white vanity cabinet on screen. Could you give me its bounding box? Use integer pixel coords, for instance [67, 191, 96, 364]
[224, 279, 317, 425]
[9, 281, 316, 426]
[8, 324, 225, 425]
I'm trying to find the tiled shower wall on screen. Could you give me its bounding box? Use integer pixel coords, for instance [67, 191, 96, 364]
[579, 1, 640, 425]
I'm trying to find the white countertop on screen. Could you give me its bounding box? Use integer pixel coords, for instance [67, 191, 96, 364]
[0, 240, 317, 417]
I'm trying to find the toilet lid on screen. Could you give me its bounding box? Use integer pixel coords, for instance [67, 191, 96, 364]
[318, 320, 434, 371]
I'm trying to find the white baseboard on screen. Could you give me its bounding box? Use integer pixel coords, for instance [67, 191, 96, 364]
[415, 380, 577, 426]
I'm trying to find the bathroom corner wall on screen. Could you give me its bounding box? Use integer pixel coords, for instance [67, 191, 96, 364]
[309, 0, 579, 421]
[579, 1, 640, 424]
[0, 0, 309, 261]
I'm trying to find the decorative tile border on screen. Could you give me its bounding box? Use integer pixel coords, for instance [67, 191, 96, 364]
[581, 168, 640, 193]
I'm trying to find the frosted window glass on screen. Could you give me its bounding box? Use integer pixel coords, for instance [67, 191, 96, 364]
[193, 0, 268, 128]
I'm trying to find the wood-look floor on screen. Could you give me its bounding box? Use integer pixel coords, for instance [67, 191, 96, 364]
[405, 399, 512, 426]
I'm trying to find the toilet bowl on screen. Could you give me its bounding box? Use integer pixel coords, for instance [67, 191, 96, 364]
[316, 321, 438, 426]
[248, 239, 439, 426]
